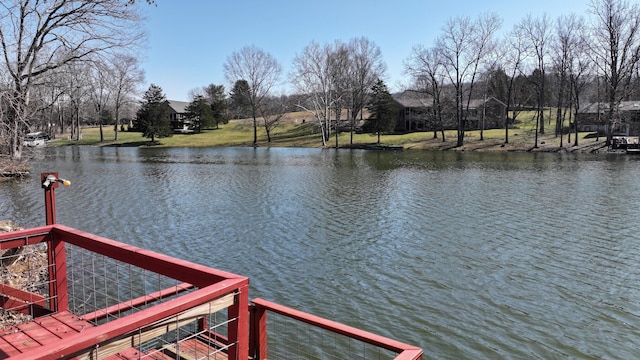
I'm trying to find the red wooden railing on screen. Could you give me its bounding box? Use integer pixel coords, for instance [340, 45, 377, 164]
[0, 224, 250, 359]
[250, 298, 423, 360]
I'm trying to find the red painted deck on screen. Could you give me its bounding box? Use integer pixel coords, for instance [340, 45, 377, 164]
[0, 311, 229, 359]
[0, 311, 90, 358]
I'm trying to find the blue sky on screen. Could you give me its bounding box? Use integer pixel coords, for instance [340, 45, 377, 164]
[140, 0, 591, 101]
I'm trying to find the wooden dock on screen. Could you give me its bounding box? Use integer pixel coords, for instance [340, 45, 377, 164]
[0, 311, 229, 359]
[0, 311, 90, 358]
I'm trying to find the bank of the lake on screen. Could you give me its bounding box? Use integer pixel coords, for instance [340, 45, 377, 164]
[49, 118, 610, 154]
[0, 160, 30, 182]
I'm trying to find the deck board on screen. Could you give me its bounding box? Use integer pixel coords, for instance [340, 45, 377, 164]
[0, 325, 43, 353]
[0, 335, 20, 358]
[107, 348, 193, 360]
[49, 311, 92, 333]
[0, 312, 229, 359]
[0, 311, 93, 358]
[33, 312, 88, 340]
[162, 338, 228, 360]
[10, 321, 52, 348]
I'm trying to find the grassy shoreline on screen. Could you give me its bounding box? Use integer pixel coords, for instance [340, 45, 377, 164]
[50, 118, 609, 154]
[2, 115, 613, 179]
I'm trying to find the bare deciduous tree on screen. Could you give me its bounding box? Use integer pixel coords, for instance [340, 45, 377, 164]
[346, 37, 386, 144]
[499, 24, 531, 144]
[224, 45, 282, 145]
[290, 41, 338, 147]
[258, 95, 287, 143]
[553, 14, 585, 146]
[464, 13, 502, 141]
[328, 41, 350, 148]
[521, 14, 553, 147]
[88, 60, 112, 142]
[437, 16, 474, 147]
[405, 45, 447, 141]
[110, 54, 145, 140]
[291, 38, 386, 148]
[589, 0, 640, 146]
[568, 23, 592, 146]
[0, 0, 145, 160]
[65, 62, 94, 141]
[436, 13, 501, 147]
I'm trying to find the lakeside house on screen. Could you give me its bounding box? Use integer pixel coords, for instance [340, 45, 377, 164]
[166, 100, 192, 133]
[576, 101, 640, 136]
[393, 90, 434, 132]
[464, 97, 507, 130]
[392, 90, 507, 133]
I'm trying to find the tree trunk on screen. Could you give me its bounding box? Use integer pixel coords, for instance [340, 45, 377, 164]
[538, 94, 545, 135]
[573, 107, 579, 147]
[456, 79, 464, 147]
[534, 110, 540, 148]
[10, 115, 22, 160]
[252, 115, 258, 145]
[114, 108, 120, 141]
[349, 109, 355, 145]
[335, 107, 340, 149]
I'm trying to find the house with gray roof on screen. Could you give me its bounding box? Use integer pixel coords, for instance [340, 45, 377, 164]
[166, 100, 193, 133]
[393, 90, 435, 132]
[392, 90, 506, 132]
[576, 101, 640, 136]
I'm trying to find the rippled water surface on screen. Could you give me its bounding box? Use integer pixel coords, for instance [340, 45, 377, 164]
[2, 146, 640, 359]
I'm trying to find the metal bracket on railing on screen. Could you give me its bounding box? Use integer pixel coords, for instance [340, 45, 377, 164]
[42, 174, 71, 189]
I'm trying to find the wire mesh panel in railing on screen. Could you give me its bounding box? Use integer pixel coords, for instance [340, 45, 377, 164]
[82, 302, 237, 359]
[66, 243, 195, 324]
[136, 307, 236, 360]
[0, 242, 53, 327]
[265, 312, 399, 360]
[64, 242, 242, 359]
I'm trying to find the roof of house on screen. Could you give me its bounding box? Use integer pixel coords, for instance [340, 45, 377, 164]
[393, 90, 506, 109]
[579, 101, 640, 113]
[393, 90, 435, 108]
[467, 97, 507, 108]
[167, 100, 190, 114]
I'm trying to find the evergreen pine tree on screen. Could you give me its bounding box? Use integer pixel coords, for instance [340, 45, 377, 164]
[136, 84, 172, 142]
[366, 79, 397, 144]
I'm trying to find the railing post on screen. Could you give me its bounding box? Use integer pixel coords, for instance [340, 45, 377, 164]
[227, 283, 249, 360]
[42, 172, 59, 225]
[249, 302, 268, 360]
[41, 172, 69, 312]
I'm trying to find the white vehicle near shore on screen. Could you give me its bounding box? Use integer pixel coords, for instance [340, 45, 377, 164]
[24, 131, 48, 147]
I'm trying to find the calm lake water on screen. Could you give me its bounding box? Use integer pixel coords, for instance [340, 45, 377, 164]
[2, 146, 640, 359]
